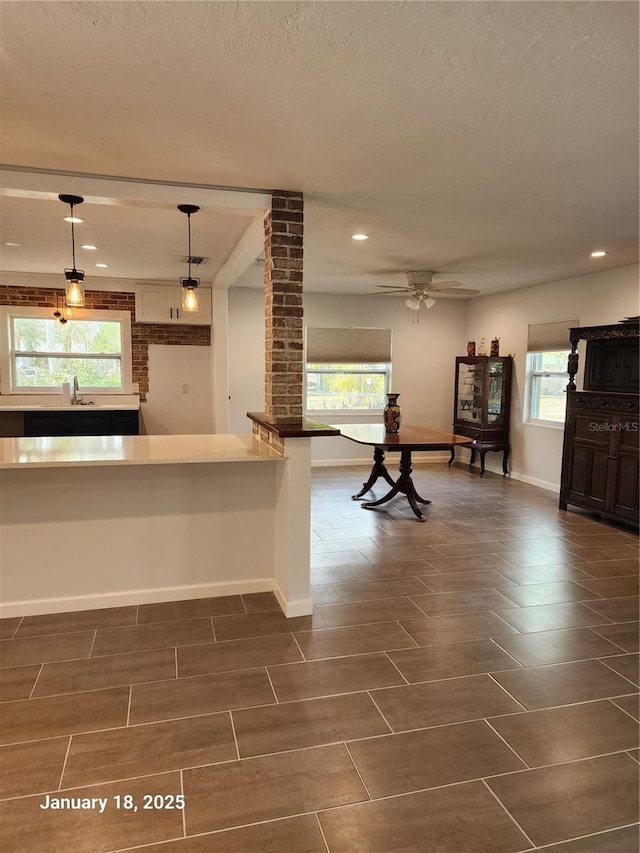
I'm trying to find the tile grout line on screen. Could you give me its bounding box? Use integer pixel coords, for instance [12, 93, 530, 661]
[483, 718, 531, 769]
[481, 779, 537, 850]
[314, 812, 332, 853]
[290, 632, 308, 662]
[487, 636, 528, 668]
[586, 625, 633, 653]
[383, 651, 410, 685]
[264, 665, 279, 703]
[394, 620, 420, 647]
[179, 768, 187, 837]
[608, 697, 640, 723]
[366, 690, 394, 734]
[228, 709, 241, 760]
[598, 656, 640, 688]
[7, 689, 639, 754]
[27, 663, 45, 699]
[10, 616, 24, 639]
[88, 629, 98, 658]
[533, 823, 640, 851]
[56, 736, 73, 792]
[486, 672, 528, 711]
[344, 742, 374, 801]
[5, 743, 639, 807]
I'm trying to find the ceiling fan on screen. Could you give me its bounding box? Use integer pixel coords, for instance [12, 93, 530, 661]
[366, 270, 480, 311]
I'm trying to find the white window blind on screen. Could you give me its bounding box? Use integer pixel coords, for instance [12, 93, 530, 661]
[527, 319, 579, 353]
[306, 327, 392, 363]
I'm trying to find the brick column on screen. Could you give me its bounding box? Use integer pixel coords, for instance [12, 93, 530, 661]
[264, 191, 303, 423]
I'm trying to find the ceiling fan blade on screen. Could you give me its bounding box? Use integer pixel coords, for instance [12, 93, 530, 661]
[363, 288, 409, 295]
[430, 287, 480, 296]
[430, 279, 463, 288]
[374, 284, 411, 289]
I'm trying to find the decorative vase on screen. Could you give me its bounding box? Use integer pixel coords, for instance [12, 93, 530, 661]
[478, 338, 487, 355]
[383, 393, 402, 434]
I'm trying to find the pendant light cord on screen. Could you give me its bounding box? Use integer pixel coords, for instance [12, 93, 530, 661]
[70, 202, 77, 270]
[187, 212, 192, 280]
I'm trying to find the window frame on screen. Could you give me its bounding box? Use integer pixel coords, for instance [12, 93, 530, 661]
[525, 349, 570, 428]
[0, 306, 133, 395]
[305, 362, 392, 416]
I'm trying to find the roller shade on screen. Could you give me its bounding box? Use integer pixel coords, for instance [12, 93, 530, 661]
[527, 319, 579, 353]
[306, 327, 392, 363]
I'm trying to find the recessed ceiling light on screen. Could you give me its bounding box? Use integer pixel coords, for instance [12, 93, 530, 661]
[352, 233, 369, 241]
[63, 216, 84, 224]
[4, 242, 21, 247]
[95, 263, 108, 268]
[81, 244, 98, 250]
[590, 250, 607, 258]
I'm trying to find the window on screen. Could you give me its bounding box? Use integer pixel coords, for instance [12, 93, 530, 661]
[526, 319, 578, 425]
[305, 327, 392, 412]
[0, 306, 132, 394]
[527, 351, 570, 422]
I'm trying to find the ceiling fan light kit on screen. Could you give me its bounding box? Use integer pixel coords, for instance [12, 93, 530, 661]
[367, 270, 480, 314]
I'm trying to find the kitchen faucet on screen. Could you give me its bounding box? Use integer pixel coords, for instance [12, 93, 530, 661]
[71, 376, 82, 405]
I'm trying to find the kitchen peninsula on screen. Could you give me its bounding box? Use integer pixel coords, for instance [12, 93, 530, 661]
[0, 433, 312, 620]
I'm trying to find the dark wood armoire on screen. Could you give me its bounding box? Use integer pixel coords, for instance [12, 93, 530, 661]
[559, 318, 639, 527]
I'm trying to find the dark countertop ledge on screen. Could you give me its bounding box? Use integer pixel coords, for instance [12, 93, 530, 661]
[247, 412, 340, 438]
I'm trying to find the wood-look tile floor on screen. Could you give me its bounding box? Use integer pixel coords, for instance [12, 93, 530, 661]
[1, 464, 638, 853]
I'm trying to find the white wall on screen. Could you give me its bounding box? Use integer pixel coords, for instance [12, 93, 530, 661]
[465, 264, 639, 489]
[228, 287, 468, 463]
[142, 345, 214, 435]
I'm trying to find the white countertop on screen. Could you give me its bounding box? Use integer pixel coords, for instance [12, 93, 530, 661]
[0, 433, 285, 469]
[0, 404, 140, 411]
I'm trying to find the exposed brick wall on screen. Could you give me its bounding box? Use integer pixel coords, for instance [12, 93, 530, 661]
[264, 191, 304, 422]
[0, 286, 210, 401]
[252, 421, 285, 455]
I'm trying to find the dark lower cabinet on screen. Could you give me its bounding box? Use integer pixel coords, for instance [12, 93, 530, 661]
[561, 396, 639, 526]
[24, 410, 139, 437]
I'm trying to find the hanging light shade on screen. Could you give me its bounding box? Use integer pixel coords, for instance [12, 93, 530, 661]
[59, 194, 86, 307]
[177, 204, 200, 312]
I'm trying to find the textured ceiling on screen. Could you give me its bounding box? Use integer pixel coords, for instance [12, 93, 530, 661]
[0, 1, 638, 295]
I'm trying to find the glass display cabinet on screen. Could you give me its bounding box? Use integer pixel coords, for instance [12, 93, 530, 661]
[449, 356, 513, 476]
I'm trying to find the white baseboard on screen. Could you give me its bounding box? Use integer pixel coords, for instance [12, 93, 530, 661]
[0, 578, 275, 619]
[509, 470, 560, 493]
[312, 454, 451, 468]
[273, 580, 313, 617]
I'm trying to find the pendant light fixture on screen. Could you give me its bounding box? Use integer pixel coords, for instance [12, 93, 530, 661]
[177, 204, 200, 312]
[59, 194, 86, 307]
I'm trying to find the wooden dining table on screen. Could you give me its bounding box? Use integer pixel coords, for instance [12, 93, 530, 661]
[333, 423, 474, 521]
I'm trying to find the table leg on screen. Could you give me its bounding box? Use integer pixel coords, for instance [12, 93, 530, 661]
[363, 450, 431, 522]
[502, 446, 510, 477]
[448, 447, 455, 467]
[352, 446, 396, 499]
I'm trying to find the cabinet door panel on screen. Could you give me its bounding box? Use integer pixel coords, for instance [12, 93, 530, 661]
[613, 418, 640, 520]
[136, 286, 177, 324]
[24, 413, 69, 436]
[111, 411, 139, 435]
[67, 412, 112, 435]
[565, 413, 611, 510]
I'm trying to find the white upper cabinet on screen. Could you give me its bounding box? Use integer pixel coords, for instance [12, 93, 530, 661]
[135, 285, 212, 326]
